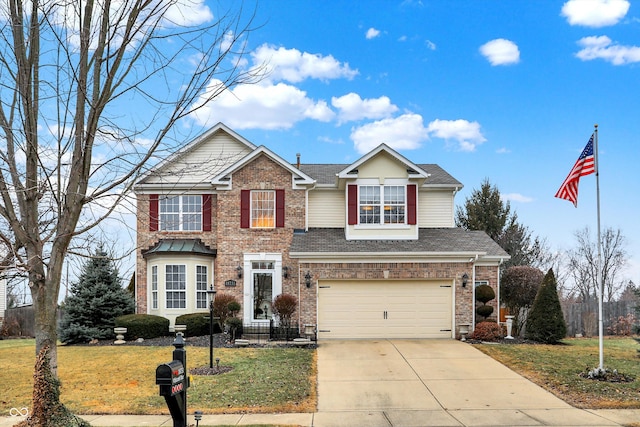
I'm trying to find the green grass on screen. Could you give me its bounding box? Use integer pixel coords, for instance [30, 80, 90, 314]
[1, 341, 316, 415]
[474, 336, 640, 409]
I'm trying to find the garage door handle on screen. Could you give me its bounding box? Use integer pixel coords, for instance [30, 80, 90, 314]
[319, 330, 330, 333]
[383, 311, 388, 319]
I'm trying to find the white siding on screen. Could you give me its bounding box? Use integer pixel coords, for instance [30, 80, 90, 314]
[308, 190, 345, 228]
[144, 134, 252, 185]
[419, 190, 455, 227]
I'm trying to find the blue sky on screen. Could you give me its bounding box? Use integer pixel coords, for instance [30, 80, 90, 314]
[179, 0, 639, 286]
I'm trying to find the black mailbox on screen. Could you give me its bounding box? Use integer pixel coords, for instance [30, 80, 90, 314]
[156, 360, 186, 397]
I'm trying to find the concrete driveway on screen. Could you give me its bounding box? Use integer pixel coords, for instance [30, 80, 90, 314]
[314, 339, 623, 427]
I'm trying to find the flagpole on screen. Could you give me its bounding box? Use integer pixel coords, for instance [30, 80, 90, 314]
[595, 124, 604, 370]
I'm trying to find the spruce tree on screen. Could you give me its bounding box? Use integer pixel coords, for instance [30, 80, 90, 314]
[525, 268, 567, 344]
[59, 246, 135, 344]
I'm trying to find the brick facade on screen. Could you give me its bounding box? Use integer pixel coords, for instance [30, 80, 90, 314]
[134, 129, 506, 338]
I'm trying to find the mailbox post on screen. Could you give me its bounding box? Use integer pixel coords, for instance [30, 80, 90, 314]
[156, 332, 189, 427]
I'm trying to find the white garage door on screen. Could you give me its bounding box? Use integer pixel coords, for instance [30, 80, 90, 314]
[317, 280, 453, 339]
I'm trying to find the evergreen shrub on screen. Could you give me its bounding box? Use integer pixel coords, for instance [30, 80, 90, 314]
[476, 305, 494, 319]
[115, 314, 169, 339]
[475, 284, 495, 304]
[58, 246, 135, 344]
[176, 312, 220, 336]
[525, 268, 567, 344]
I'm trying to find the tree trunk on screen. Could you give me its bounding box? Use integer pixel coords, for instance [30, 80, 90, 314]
[31, 271, 61, 375]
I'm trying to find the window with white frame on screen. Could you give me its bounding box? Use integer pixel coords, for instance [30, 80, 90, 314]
[251, 190, 275, 228]
[196, 265, 208, 309]
[359, 185, 405, 225]
[151, 265, 158, 310]
[159, 195, 202, 231]
[165, 265, 186, 309]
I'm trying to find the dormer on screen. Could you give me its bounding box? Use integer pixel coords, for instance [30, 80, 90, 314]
[339, 144, 431, 241]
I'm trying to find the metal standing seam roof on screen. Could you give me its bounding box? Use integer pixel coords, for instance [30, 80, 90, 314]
[297, 164, 462, 187]
[142, 239, 217, 258]
[290, 228, 509, 258]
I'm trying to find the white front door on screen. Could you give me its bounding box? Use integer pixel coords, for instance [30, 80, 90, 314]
[242, 254, 282, 325]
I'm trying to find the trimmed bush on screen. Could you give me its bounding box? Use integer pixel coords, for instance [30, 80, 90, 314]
[175, 312, 221, 336]
[213, 292, 241, 331]
[525, 268, 567, 344]
[469, 321, 503, 342]
[476, 305, 494, 319]
[115, 314, 169, 340]
[226, 317, 243, 341]
[475, 284, 495, 304]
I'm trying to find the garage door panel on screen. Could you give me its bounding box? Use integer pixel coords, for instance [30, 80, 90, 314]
[318, 280, 452, 339]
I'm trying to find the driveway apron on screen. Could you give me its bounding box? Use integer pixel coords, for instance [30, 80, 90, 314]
[315, 339, 621, 427]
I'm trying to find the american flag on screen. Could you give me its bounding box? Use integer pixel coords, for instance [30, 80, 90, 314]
[555, 134, 596, 207]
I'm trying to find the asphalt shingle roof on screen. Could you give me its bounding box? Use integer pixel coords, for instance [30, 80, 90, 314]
[290, 228, 509, 258]
[297, 164, 462, 187]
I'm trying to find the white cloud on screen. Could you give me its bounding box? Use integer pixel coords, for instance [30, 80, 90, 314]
[331, 93, 398, 124]
[502, 193, 534, 203]
[496, 147, 511, 154]
[561, 0, 629, 28]
[350, 114, 428, 154]
[366, 28, 381, 39]
[164, 0, 214, 26]
[575, 35, 640, 65]
[190, 80, 334, 130]
[425, 40, 437, 50]
[252, 44, 359, 83]
[426, 119, 486, 152]
[479, 39, 520, 66]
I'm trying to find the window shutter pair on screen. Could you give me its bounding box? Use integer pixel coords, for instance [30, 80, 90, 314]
[240, 189, 285, 229]
[347, 184, 417, 225]
[148, 194, 212, 231]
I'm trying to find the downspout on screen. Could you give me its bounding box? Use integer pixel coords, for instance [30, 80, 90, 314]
[497, 257, 504, 327]
[471, 254, 479, 328]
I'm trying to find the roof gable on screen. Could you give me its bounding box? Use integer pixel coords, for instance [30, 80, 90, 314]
[135, 122, 256, 189]
[337, 144, 430, 180]
[211, 145, 316, 188]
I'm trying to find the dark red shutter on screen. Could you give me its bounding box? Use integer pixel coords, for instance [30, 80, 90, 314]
[240, 190, 250, 228]
[149, 194, 159, 231]
[275, 189, 285, 228]
[347, 185, 358, 225]
[407, 184, 417, 225]
[202, 194, 212, 231]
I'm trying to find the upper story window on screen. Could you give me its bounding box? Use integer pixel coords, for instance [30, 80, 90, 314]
[348, 183, 416, 226]
[159, 195, 202, 231]
[359, 185, 405, 224]
[240, 189, 285, 229]
[251, 190, 275, 228]
[149, 194, 212, 232]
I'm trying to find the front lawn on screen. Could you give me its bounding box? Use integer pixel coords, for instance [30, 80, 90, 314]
[1, 340, 316, 415]
[474, 337, 640, 409]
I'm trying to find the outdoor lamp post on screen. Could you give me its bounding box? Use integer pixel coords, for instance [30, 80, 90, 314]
[207, 285, 217, 369]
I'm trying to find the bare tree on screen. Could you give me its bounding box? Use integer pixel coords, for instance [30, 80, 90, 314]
[0, 0, 261, 407]
[567, 226, 627, 303]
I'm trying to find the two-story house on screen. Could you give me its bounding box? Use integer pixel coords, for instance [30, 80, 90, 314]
[134, 123, 509, 339]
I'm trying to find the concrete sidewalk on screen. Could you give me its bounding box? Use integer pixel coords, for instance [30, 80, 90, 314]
[2, 409, 640, 426]
[3, 339, 640, 426]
